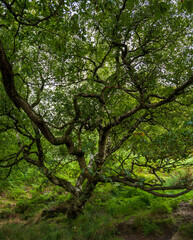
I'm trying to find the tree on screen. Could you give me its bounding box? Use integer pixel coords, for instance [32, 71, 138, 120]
[0, 0, 193, 218]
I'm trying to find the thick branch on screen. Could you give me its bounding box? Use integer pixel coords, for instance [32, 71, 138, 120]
[97, 175, 192, 197]
[145, 189, 191, 198]
[105, 104, 142, 130]
[0, 40, 87, 172]
[23, 151, 79, 197]
[146, 76, 193, 108]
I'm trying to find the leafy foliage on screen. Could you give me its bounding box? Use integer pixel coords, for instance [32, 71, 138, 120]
[0, 0, 193, 217]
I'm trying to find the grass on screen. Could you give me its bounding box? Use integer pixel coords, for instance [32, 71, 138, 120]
[0, 182, 192, 240]
[179, 222, 193, 239]
[71, 212, 116, 240]
[132, 211, 176, 236]
[0, 212, 117, 240]
[0, 222, 73, 240]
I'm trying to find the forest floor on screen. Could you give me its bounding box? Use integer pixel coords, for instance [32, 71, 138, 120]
[0, 185, 192, 240]
[117, 201, 193, 240]
[0, 202, 192, 240]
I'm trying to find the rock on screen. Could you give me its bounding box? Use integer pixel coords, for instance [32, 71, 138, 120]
[170, 231, 190, 240]
[171, 231, 181, 240]
[173, 201, 193, 224]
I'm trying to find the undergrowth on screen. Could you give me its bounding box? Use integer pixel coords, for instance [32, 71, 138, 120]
[0, 181, 192, 240]
[179, 222, 193, 239]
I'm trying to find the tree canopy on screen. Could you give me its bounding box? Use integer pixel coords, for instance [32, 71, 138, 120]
[0, 0, 193, 218]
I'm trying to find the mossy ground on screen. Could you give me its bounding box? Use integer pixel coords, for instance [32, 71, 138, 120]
[0, 183, 192, 240]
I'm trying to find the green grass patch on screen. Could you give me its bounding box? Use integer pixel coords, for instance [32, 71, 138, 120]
[0, 222, 73, 240]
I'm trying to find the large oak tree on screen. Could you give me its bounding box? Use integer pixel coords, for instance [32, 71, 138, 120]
[0, 0, 193, 218]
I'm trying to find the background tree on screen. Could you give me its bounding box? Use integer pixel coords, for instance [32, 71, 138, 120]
[0, 0, 193, 218]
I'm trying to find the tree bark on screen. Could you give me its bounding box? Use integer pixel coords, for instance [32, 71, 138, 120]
[41, 197, 88, 219]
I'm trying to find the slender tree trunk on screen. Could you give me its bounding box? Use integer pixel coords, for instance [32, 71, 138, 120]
[67, 180, 98, 219]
